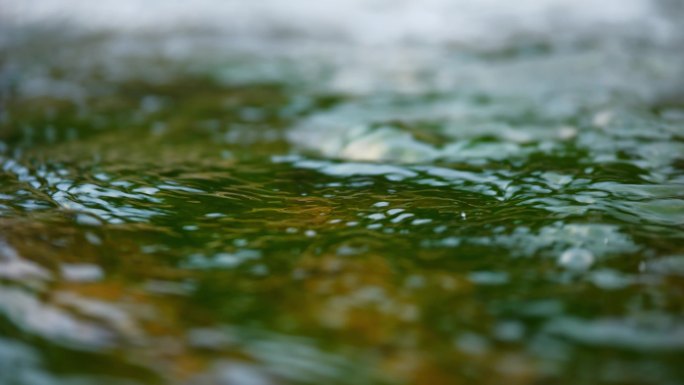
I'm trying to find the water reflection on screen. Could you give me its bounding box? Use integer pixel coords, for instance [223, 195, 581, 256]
[1, 1, 684, 384]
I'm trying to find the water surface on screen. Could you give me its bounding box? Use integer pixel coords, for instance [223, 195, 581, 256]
[1, 3, 684, 384]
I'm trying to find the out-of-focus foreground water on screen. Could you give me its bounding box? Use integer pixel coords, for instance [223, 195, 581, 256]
[0, 1, 683, 384]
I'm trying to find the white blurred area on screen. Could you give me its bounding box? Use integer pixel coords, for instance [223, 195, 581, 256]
[0, 0, 677, 46]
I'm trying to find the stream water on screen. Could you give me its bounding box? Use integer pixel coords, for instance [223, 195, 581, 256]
[1, 1, 684, 384]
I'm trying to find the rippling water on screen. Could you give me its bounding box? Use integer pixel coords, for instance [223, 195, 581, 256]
[1, 2, 684, 384]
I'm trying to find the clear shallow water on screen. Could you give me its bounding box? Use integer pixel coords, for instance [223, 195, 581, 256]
[1, 5, 684, 384]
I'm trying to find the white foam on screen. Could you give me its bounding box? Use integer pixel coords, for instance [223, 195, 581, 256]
[1, 0, 674, 46]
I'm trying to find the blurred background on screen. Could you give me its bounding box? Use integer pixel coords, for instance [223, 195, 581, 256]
[1, 0, 680, 45]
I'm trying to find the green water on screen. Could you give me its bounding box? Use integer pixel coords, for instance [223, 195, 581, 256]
[1, 31, 684, 385]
